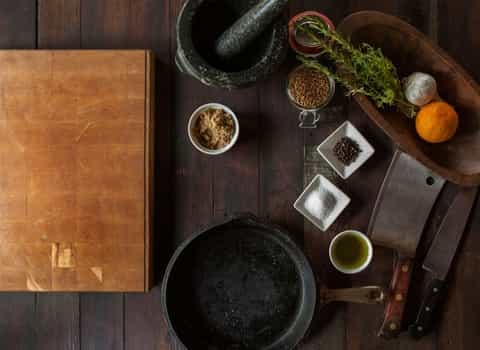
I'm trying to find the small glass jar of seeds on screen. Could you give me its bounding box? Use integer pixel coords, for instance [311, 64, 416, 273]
[287, 64, 335, 128]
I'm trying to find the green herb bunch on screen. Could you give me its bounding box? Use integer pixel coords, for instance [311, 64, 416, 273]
[296, 17, 417, 118]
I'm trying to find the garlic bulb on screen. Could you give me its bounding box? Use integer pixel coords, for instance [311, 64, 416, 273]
[403, 72, 438, 107]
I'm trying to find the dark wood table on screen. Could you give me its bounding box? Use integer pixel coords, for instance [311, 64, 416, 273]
[1, 0, 479, 349]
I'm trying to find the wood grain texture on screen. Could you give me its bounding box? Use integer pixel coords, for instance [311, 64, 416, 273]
[0, 0, 479, 349]
[79, 1, 175, 349]
[0, 293, 36, 350]
[258, 62, 304, 240]
[437, 1, 480, 348]
[38, 0, 81, 48]
[378, 256, 414, 338]
[81, 293, 124, 350]
[125, 287, 172, 350]
[0, 2, 37, 349]
[0, 50, 152, 292]
[171, 0, 216, 245]
[258, 0, 304, 241]
[35, 294, 80, 350]
[0, 0, 36, 48]
[36, 2, 128, 349]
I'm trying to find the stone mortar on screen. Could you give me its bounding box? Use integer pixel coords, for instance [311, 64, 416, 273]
[176, 0, 288, 89]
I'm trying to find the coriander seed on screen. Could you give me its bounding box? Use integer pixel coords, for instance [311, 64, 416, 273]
[288, 66, 331, 109]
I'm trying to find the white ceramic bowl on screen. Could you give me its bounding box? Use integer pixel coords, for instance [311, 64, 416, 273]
[317, 121, 375, 179]
[293, 174, 350, 232]
[329, 230, 373, 274]
[188, 103, 239, 155]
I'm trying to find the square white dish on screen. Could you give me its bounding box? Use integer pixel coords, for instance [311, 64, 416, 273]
[317, 121, 375, 179]
[294, 174, 350, 231]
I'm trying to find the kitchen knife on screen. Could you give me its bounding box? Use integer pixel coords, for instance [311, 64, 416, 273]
[409, 186, 479, 339]
[368, 149, 445, 339]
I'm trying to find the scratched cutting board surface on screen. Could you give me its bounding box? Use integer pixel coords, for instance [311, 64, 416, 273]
[0, 51, 154, 292]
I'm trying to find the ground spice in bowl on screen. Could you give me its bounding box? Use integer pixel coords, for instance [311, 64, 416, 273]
[288, 65, 332, 109]
[333, 137, 361, 166]
[193, 108, 235, 150]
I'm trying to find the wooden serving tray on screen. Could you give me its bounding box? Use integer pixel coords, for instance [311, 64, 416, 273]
[0, 51, 154, 291]
[338, 11, 480, 185]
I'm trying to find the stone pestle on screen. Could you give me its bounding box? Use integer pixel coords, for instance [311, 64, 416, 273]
[214, 0, 291, 60]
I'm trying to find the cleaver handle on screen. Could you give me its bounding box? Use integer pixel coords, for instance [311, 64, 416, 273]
[378, 255, 414, 339]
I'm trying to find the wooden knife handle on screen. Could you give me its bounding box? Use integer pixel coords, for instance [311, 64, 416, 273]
[378, 255, 414, 339]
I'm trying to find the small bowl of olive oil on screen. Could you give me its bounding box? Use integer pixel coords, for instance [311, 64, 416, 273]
[329, 230, 373, 274]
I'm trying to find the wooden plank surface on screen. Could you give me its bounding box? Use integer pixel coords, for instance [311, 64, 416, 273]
[436, 1, 480, 348]
[80, 293, 124, 350]
[1, 0, 480, 349]
[0, 1, 36, 48]
[0, 2, 37, 349]
[38, 0, 81, 48]
[37, 4, 104, 350]
[35, 294, 80, 350]
[0, 293, 36, 350]
[79, 1, 175, 349]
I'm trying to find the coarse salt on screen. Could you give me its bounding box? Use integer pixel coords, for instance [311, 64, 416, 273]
[303, 185, 337, 222]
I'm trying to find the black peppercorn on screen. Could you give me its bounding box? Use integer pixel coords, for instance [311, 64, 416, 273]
[334, 137, 361, 166]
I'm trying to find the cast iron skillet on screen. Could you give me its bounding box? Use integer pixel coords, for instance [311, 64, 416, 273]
[161, 214, 384, 350]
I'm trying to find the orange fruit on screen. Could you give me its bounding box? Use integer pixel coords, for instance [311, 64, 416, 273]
[415, 101, 458, 143]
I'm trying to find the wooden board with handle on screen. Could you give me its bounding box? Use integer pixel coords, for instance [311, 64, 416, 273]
[0, 50, 154, 292]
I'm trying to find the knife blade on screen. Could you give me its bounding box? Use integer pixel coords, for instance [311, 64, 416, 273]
[409, 186, 479, 339]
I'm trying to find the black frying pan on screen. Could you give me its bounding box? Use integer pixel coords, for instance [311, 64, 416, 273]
[161, 214, 384, 350]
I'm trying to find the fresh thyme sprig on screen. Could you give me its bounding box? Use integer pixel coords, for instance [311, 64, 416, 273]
[296, 16, 417, 118]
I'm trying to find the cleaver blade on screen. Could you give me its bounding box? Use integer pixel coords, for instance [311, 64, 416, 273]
[369, 150, 445, 256]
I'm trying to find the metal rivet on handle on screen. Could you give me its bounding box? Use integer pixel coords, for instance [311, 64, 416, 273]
[389, 322, 397, 330]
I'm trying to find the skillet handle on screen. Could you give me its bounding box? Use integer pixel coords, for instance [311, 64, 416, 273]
[320, 286, 385, 304]
[378, 255, 414, 339]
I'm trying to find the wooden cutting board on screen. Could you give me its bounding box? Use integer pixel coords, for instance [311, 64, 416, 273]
[0, 50, 154, 292]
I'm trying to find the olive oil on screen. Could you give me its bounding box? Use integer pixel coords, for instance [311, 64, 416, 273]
[331, 232, 369, 269]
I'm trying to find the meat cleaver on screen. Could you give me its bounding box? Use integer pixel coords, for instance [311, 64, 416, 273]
[368, 149, 445, 339]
